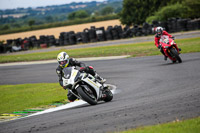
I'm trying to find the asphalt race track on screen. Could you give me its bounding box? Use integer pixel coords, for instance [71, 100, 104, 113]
[0, 52, 200, 133]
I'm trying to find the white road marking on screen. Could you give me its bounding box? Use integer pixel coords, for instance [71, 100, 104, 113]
[19, 84, 117, 119]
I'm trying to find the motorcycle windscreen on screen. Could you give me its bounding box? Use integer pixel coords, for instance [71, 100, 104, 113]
[62, 67, 80, 82]
[62, 67, 72, 79]
[160, 35, 169, 44]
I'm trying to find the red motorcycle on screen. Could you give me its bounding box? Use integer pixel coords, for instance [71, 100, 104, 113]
[159, 35, 182, 63]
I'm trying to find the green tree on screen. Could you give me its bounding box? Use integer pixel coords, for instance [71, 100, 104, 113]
[101, 6, 114, 15]
[45, 16, 54, 22]
[68, 12, 76, 20]
[75, 10, 89, 19]
[146, 3, 188, 23]
[182, 0, 200, 18]
[0, 24, 10, 30]
[145, 0, 200, 23]
[28, 19, 35, 27]
[119, 0, 169, 25]
[68, 10, 89, 20]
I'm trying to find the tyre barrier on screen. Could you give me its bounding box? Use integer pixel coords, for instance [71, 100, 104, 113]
[1, 18, 200, 53]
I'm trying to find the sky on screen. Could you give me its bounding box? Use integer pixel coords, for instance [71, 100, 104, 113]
[0, 0, 105, 10]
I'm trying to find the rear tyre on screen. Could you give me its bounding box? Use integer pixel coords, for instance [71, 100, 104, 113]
[77, 86, 97, 105]
[103, 89, 113, 102]
[170, 48, 182, 63]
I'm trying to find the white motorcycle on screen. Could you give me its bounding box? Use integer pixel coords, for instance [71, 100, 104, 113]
[62, 66, 113, 105]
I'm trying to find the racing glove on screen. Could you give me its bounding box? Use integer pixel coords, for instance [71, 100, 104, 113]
[171, 36, 175, 40]
[63, 86, 67, 90]
[158, 45, 161, 49]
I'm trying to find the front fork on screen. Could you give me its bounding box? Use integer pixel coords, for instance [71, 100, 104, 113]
[69, 89, 81, 100]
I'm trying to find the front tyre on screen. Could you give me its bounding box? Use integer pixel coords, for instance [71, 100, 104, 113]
[103, 89, 113, 102]
[170, 48, 182, 63]
[77, 86, 97, 105]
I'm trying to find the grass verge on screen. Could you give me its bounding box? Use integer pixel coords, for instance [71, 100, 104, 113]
[120, 117, 200, 133]
[0, 83, 67, 114]
[0, 37, 200, 63]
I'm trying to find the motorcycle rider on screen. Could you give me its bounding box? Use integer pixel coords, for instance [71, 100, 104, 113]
[56, 51, 106, 102]
[154, 27, 173, 60]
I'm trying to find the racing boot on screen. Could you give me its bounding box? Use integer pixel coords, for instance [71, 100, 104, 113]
[160, 48, 167, 61]
[179, 48, 181, 55]
[164, 56, 168, 61]
[95, 74, 106, 84]
[101, 93, 107, 99]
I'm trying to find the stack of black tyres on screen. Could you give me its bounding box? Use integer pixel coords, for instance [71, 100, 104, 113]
[82, 28, 90, 43]
[194, 19, 200, 29]
[136, 27, 143, 36]
[63, 32, 70, 45]
[187, 19, 200, 31]
[89, 27, 97, 42]
[76, 32, 82, 43]
[115, 25, 124, 39]
[177, 18, 188, 32]
[142, 22, 153, 36]
[111, 26, 120, 40]
[105, 26, 113, 40]
[59, 32, 66, 46]
[132, 25, 139, 36]
[152, 20, 160, 27]
[47, 35, 56, 46]
[123, 25, 133, 38]
[22, 38, 30, 50]
[159, 21, 168, 31]
[14, 38, 22, 47]
[29, 36, 38, 48]
[96, 27, 106, 41]
[39, 35, 48, 47]
[2, 39, 12, 53]
[68, 31, 76, 45]
[169, 18, 177, 33]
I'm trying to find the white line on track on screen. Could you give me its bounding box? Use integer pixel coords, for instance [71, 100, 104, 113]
[19, 84, 117, 119]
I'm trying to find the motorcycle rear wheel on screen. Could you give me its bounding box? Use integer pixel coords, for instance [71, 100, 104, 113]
[170, 48, 182, 63]
[77, 86, 97, 105]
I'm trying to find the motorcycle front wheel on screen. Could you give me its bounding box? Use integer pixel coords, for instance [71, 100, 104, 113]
[170, 48, 182, 63]
[77, 86, 97, 105]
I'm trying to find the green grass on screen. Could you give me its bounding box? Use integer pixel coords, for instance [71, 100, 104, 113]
[0, 83, 67, 114]
[119, 117, 200, 133]
[0, 37, 200, 63]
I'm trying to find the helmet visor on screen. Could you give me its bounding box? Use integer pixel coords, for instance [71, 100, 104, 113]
[157, 32, 162, 36]
[59, 60, 67, 65]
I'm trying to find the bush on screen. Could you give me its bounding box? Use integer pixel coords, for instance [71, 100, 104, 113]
[146, 3, 188, 23]
[0, 24, 10, 30]
[68, 10, 89, 20]
[182, 0, 200, 19]
[146, 16, 160, 24]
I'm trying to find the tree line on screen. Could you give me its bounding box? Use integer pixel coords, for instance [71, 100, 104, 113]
[0, 0, 122, 34]
[119, 0, 200, 26]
